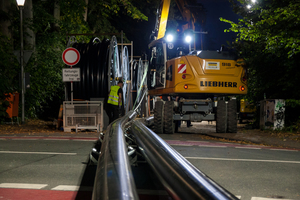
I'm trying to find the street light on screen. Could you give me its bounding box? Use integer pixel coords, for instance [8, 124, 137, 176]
[16, 0, 25, 123]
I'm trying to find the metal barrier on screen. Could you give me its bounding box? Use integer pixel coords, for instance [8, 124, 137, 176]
[63, 101, 103, 132]
[130, 119, 238, 200]
[92, 111, 138, 200]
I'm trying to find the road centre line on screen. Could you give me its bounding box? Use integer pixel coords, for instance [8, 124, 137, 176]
[185, 157, 300, 164]
[0, 183, 48, 189]
[0, 151, 77, 155]
[269, 149, 299, 152]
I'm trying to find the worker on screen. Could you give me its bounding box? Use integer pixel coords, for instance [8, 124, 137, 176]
[107, 80, 123, 123]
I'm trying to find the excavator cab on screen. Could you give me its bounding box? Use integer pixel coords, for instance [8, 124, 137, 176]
[148, 30, 192, 90]
[149, 40, 166, 89]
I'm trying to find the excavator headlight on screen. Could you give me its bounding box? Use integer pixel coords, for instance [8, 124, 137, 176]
[185, 35, 192, 43]
[166, 34, 174, 42]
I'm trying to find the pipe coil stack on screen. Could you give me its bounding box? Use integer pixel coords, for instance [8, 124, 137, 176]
[65, 37, 129, 101]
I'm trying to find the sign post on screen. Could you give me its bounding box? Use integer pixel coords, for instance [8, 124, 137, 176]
[62, 48, 80, 104]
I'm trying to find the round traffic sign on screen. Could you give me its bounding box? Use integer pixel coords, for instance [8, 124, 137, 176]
[62, 47, 80, 66]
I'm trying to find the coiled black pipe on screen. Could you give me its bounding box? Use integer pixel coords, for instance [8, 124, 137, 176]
[68, 38, 111, 100]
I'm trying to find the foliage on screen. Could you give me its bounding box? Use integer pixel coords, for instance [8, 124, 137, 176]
[220, 0, 300, 104]
[0, 32, 19, 122]
[221, 0, 300, 58]
[1, 0, 152, 120]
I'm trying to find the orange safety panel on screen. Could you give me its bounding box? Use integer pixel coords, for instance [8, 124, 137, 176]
[5, 93, 19, 118]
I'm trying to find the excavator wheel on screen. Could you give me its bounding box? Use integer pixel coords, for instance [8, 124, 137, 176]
[163, 101, 175, 134]
[216, 100, 227, 133]
[227, 99, 237, 133]
[154, 100, 164, 134]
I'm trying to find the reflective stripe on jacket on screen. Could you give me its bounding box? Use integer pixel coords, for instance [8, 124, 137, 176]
[107, 85, 122, 106]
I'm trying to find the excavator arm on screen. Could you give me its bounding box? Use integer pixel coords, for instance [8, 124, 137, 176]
[154, 0, 201, 40]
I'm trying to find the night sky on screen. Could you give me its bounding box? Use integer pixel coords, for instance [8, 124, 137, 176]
[196, 0, 240, 51]
[128, 0, 241, 55]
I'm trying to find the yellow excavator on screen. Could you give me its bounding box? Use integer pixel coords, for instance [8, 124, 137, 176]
[147, 0, 247, 134]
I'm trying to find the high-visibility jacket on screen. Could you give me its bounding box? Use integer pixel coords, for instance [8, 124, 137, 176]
[107, 85, 122, 106]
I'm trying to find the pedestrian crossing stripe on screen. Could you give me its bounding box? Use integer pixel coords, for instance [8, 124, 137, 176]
[0, 184, 296, 199]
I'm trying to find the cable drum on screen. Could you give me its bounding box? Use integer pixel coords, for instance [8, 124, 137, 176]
[65, 36, 130, 108]
[108, 36, 121, 89]
[136, 58, 144, 107]
[122, 46, 130, 111]
[68, 38, 111, 100]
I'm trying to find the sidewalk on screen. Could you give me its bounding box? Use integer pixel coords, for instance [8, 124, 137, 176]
[173, 122, 300, 150]
[0, 120, 299, 150]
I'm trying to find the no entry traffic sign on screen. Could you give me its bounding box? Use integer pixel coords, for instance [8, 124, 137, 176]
[62, 47, 80, 66]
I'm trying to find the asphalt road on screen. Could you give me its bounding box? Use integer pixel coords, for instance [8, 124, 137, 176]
[0, 136, 299, 200]
[168, 142, 300, 200]
[0, 137, 97, 200]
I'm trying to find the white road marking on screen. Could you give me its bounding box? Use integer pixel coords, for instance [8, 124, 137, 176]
[0, 183, 47, 189]
[198, 145, 227, 148]
[51, 185, 92, 191]
[235, 147, 262, 150]
[0, 151, 77, 155]
[185, 157, 300, 164]
[251, 197, 293, 200]
[269, 149, 299, 152]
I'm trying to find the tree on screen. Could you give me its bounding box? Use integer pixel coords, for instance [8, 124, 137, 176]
[220, 0, 300, 102]
[0, 0, 154, 121]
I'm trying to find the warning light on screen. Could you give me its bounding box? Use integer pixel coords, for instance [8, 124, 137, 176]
[239, 86, 245, 91]
[182, 74, 186, 79]
[184, 84, 188, 89]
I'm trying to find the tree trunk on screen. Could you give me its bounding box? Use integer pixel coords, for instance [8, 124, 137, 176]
[53, 0, 60, 30]
[24, 0, 35, 50]
[83, 0, 88, 22]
